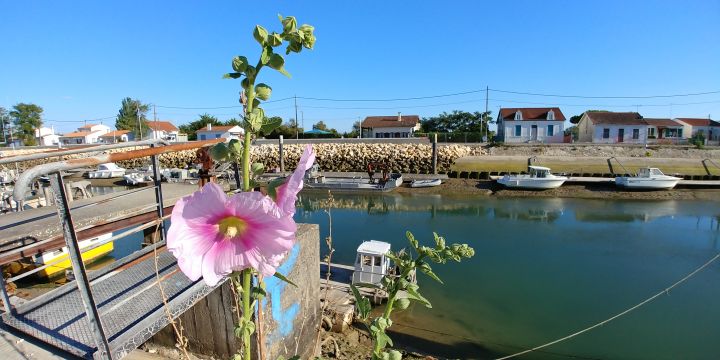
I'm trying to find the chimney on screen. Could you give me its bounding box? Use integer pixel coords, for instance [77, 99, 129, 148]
[397, 112, 402, 122]
[207, 123, 212, 131]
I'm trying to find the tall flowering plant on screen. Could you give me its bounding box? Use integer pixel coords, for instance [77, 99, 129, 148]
[167, 14, 315, 360]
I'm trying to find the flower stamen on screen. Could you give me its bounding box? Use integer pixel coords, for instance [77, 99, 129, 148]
[218, 216, 248, 238]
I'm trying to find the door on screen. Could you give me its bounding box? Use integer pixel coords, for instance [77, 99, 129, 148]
[531, 125, 538, 141]
[617, 129, 624, 143]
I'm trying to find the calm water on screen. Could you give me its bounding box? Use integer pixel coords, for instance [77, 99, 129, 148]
[295, 193, 720, 360]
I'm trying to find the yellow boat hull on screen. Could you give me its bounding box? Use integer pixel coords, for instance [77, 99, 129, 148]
[37, 242, 114, 278]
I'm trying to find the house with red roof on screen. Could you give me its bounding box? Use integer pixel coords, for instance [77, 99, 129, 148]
[195, 124, 244, 141]
[146, 120, 183, 142]
[360, 113, 421, 138]
[497, 107, 565, 143]
[98, 130, 132, 143]
[674, 118, 720, 145]
[59, 124, 111, 145]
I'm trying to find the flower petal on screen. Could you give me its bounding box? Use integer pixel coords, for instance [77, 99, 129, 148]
[276, 145, 315, 217]
[181, 182, 228, 224]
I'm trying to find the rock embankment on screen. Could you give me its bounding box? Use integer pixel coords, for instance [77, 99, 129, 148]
[1, 143, 487, 174]
[487, 144, 720, 158]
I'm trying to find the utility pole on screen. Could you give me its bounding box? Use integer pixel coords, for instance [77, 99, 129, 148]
[294, 95, 299, 139]
[136, 104, 143, 141]
[484, 86, 489, 143]
[301, 111, 304, 139]
[153, 104, 157, 122]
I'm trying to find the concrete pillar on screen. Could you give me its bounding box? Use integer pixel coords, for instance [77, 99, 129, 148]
[149, 223, 320, 359]
[279, 136, 285, 173]
[432, 133, 438, 175]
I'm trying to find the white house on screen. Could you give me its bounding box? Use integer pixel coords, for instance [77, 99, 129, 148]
[577, 112, 647, 144]
[196, 124, 244, 141]
[34, 127, 60, 146]
[98, 130, 132, 143]
[361, 114, 421, 138]
[674, 118, 720, 145]
[146, 121, 181, 142]
[644, 118, 686, 144]
[59, 124, 111, 145]
[497, 107, 565, 143]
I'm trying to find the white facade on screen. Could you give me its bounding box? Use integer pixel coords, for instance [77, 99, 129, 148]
[502, 121, 564, 143]
[60, 124, 111, 145]
[34, 127, 60, 146]
[587, 124, 648, 144]
[196, 125, 244, 141]
[674, 119, 720, 144]
[368, 124, 420, 138]
[146, 121, 180, 142]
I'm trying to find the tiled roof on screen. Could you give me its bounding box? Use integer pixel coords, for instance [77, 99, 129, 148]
[196, 125, 240, 133]
[675, 118, 720, 127]
[499, 107, 566, 121]
[79, 124, 97, 129]
[584, 111, 645, 125]
[644, 118, 683, 127]
[147, 121, 178, 132]
[361, 115, 420, 128]
[99, 130, 131, 137]
[61, 131, 90, 137]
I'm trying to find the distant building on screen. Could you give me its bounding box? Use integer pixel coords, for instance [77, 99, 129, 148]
[361, 114, 420, 138]
[674, 118, 720, 145]
[644, 118, 685, 144]
[577, 112, 646, 144]
[59, 124, 111, 145]
[146, 120, 181, 142]
[195, 124, 244, 141]
[497, 107, 565, 143]
[34, 127, 60, 146]
[98, 130, 132, 143]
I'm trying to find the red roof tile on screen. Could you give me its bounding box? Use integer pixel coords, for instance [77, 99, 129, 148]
[196, 125, 239, 133]
[99, 130, 131, 137]
[675, 118, 720, 127]
[584, 111, 646, 125]
[61, 131, 90, 137]
[499, 107, 566, 121]
[361, 115, 420, 128]
[147, 121, 178, 132]
[644, 118, 683, 127]
[79, 124, 97, 129]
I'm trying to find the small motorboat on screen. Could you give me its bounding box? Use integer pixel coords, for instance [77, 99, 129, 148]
[88, 163, 126, 179]
[497, 165, 568, 190]
[31, 233, 114, 278]
[352, 240, 393, 286]
[305, 162, 403, 192]
[123, 172, 153, 186]
[410, 179, 442, 188]
[615, 167, 681, 190]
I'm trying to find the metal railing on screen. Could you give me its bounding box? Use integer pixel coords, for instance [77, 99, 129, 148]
[0, 138, 225, 359]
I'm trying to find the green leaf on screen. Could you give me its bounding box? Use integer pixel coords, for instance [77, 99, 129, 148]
[251, 162, 265, 176]
[299, 24, 316, 49]
[267, 177, 286, 201]
[253, 25, 268, 45]
[350, 284, 372, 320]
[268, 53, 291, 78]
[245, 107, 265, 132]
[260, 116, 282, 134]
[245, 65, 257, 80]
[434, 232, 446, 250]
[395, 298, 410, 310]
[406, 231, 418, 250]
[223, 72, 243, 79]
[286, 40, 303, 55]
[255, 83, 272, 101]
[268, 32, 283, 47]
[232, 56, 248, 72]
[261, 46, 272, 65]
[251, 286, 266, 299]
[273, 271, 297, 287]
[228, 139, 242, 157]
[405, 283, 432, 308]
[209, 143, 229, 161]
[418, 261, 443, 284]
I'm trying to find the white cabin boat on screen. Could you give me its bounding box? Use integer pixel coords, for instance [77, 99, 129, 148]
[410, 179, 442, 188]
[123, 172, 153, 186]
[88, 163, 126, 179]
[352, 240, 392, 286]
[615, 167, 681, 190]
[497, 166, 568, 189]
[305, 163, 403, 192]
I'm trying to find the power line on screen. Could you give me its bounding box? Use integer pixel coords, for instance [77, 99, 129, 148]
[489, 88, 720, 99]
[297, 89, 486, 102]
[154, 96, 295, 109]
[490, 98, 720, 108]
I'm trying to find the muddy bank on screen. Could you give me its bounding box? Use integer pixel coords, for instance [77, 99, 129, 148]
[395, 178, 720, 201]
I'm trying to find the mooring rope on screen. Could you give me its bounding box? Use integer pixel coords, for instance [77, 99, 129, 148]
[495, 252, 720, 360]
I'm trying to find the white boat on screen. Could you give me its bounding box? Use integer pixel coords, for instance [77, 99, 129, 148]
[497, 166, 568, 189]
[410, 179, 442, 188]
[615, 167, 681, 190]
[304, 163, 403, 192]
[352, 240, 393, 286]
[88, 163, 126, 179]
[123, 172, 153, 185]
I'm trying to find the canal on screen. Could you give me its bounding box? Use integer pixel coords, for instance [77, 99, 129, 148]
[295, 193, 720, 360]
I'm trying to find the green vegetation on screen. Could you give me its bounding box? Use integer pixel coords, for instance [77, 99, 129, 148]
[421, 110, 493, 133]
[0, 107, 10, 144]
[115, 97, 150, 138]
[10, 103, 43, 146]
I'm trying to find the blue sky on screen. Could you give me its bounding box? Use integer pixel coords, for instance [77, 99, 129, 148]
[1, 0, 719, 133]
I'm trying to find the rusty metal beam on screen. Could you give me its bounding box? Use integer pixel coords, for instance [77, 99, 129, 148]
[0, 139, 167, 165]
[13, 138, 223, 202]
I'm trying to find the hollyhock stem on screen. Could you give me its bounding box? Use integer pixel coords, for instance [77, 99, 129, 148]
[241, 268, 252, 359]
[242, 131, 252, 191]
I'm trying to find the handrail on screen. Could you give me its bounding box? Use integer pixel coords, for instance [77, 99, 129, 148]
[607, 156, 633, 176]
[0, 139, 168, 165]
[13, 138, 223, 202]
[701, 158, 720, 175]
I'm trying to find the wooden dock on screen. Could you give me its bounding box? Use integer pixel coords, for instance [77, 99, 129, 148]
[488, 175, 720, 187]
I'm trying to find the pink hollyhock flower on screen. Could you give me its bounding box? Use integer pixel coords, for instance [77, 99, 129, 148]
[167, 146, 316, 286]
[275, 145, 315, 217]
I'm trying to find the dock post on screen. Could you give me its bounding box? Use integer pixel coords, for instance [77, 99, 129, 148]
[279, 135, 285, 173]
[432, 133, 438, 174]
[702, 159, 711, 176]
[607, 158, 615, 175]
[0, 269, 13, 314]
[232, 162, 241, 189]
[50, 172, 112, 359]
[150, 148, 167, 243]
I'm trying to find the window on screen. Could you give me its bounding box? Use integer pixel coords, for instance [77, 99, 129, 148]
[215, 134, 221, 139]
[547, 110, 555, 120]
[677, 129, 683, 138]
[632, 129, 640, 139]
[515, 125, 522, 137]
[374, 256, 381, 266]
[514, 111, 522, 120]
[362, 255, 372, 266]
[649, 128, 655, 137]
[200, 134, 206, 140]
[547, 125, 554, 136]
[602, 128, 610, 139]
